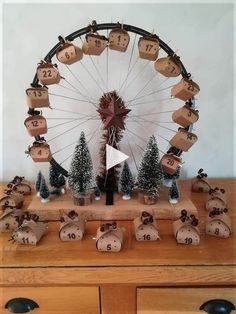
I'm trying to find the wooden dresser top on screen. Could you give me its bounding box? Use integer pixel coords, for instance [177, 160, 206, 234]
[0, 179, 235, 268]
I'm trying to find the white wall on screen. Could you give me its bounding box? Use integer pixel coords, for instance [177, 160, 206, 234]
[2, 2, 235, 182]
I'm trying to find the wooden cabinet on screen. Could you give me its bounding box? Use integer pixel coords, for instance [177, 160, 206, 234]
[137, 288, 236, 314]
[0, 180, 235, 314]
[2, 287, 99, 314]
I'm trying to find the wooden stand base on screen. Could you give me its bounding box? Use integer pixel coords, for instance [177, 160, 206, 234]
[27, 188, 197, 221]
[106, 190, 114, 205]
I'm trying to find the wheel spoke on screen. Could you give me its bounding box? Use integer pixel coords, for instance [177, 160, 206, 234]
[126, 83, 174, 104]
[79, 36, 107, 91]
[50, 107, 97, 117]
[89, 55, 107, 91]
[48, 118, 83, 130]
[57, 83, 87, 95]
[130, 109, 175, 117]
[79, 60, 105, 95]
[46, 117, 79, 120]
[52, 140, 78, 155]
[118, 33, 138, 94]
[122, 60, 150, 96]
[128, 77, 170, 104]
[64, 64, 97, 103]
[127, 72, 158, 106]
[63, 78, 98, 107]
[125, 127, 147, 143]
[87, 121, 103, 143]
[106, 29, 109, 91]
[60, 153, 74, 166]
[47, 114, 98, 143]
[48, 92, 96, 105]
[125, 131, 139, 171]
[133, 116, 177, 133]
[53, 122, 101, 155]
[130, 97, 174, 107]
[48, 116, 99, 130]
[103, 127, 118, 187]
[127, 118, 170, 144]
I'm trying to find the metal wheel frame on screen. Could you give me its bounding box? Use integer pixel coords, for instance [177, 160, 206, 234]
[30, 21, 195, 177]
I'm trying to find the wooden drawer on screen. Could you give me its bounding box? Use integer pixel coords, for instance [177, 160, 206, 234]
[137, 287, 236, 314]
[1, 286, 99, 314]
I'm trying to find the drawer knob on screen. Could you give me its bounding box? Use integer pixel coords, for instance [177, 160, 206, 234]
[5, 298, 39, 313]
[200, 299, 236, 314]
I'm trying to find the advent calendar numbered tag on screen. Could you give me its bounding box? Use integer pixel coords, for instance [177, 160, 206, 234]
[96, 222, 123, 252]
[138, 36, 159, 61]
[172, 105, 199, 128]
[171, 78, 200, 101]
[24, 115, 47, 137]
[169, 128, 198, 152]
[206, 188, 227, 212]
[0, 193, 24, 210]
[82, 33, 108, 56]
[192, 169, 210, 193]
[28, 142, 52, 162]
[161, 154, 182, 175]
[108, 28, 130, 52]
[26, 87, 49, 108]
[206, 189, 227, 211]
[173, 210, 200, 245]
[12, 181, 31, 196]
[206, 210, 232, 239]
[134, 211, 160, 241]
[11, 219, 47, 245]
[0, 208, 22, 233]
[37, 62, 61, 85]
[6, 176, 31, 195]
[59, 211, 85, 241]
[154, 56, 181, 77]
[56, 42, 83, 65]
[192, 178, 211, 193]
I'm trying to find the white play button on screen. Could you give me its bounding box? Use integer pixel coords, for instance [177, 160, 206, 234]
[106, 144, 129, 170]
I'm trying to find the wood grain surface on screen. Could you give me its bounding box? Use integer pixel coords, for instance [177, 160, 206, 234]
[0, 180, 235, 269]
[137, 287, 236, 314]
[0, 180, 235, 314]
[27, 188, 197, 220]
[1, 286, 99, 314]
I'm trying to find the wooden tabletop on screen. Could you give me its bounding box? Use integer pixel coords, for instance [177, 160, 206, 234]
[0, 179, 235, 269]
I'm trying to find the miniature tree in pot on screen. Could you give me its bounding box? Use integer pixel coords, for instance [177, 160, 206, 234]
[49, 165, 66, 195]
[58, 174, 66, 194]
[168, 179, 180, 204]
[119, 161, 134, 200]
[136, 135, 163, 205]
[35, 170, 42, 197]
[94, 185, 101, 201]
[39, 175, 50, 203]
[163, 166, 181, 203]
[68, 132, 96, 205]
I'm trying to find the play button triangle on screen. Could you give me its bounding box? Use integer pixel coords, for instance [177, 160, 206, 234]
[106, 144, 129, 170]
